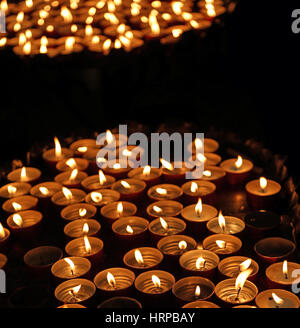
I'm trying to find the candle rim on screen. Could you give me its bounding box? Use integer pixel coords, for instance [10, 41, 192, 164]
[112, 216, 149, 235]
[51, 256, 92, 279]
[93, 267, 136, 290]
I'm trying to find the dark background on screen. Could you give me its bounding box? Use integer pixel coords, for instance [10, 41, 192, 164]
[0, 0, 299, 179]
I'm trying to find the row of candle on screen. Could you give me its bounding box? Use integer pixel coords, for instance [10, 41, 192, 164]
[0, 0, 231, 56]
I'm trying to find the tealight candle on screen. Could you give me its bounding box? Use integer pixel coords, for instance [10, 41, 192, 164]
[202, 234, 242, 257]
[56, 157, 89, 172]
[265, 261, 300, 291]
[65, 236, 104, 266]
[7, 166, 41, 184]
[215, 271, 258, 306]
[188, 152, 222, 167]
[188, 137, 219, 154]
[94, 267, 135, 298]
[254, 237, 296, 265]
[147, 184, 183, 201]
[81, 170, 116, 191]
[97, 129, 127, 150]
[206, 211, 245, 236]
[128, 166, 162, 187]
[101, 201, 137, 226]
[51, 187, 86, 208]
[146, 200, 183, 220]
[24, 246, 63, 279]
[0, 182, 31, 200]
[54, 169, 88, 188]
[123, 247, 164, 273]
[180, 198, 218, 235]
[2, 195, 38, 214]
[218, 256, 259, 283]
[85, 189, 120, 208]
[111, 178, 146, 202]
[0, 253, 7, 270]
[42, 137, 73, 168]
[112, 217, 149, 247]
[255, 289, 300, 308]
[243, 210, 281, 239]
[245, 177, 282, 210]
[179, 249, 220, 279]
[30, 182, 62, 201]
[54, 278, 96, 306]
[172, 276, 215, 306]
[181, 180, 216, 205]
[220, 156, 253, 185]
[6, 210, 43, 241]
[148, 217, 186, 243]
[97, 297, 142, 309]
[182, 300, 220, 308]
[160, 159, 188, 185]
[134, 270, 175, 307]
[199, 166, 226, 188]
[100, 159, 133, 179]
[69, 139, 98, 157]
[0, 222, 10, 252]
[51, 257, 92, 283]
[60, 203, 97, 223]
[64, 219, 101, 239]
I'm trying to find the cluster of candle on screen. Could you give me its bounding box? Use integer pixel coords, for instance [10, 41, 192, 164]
[0, 131, 298, 309]
[0, 0, 234, 57]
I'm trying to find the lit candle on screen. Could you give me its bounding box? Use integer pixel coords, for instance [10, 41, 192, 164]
[146, 200, 183, 220]
[128, 166, 162, 187]
[199, 166, 226, 188]
[245, 177, 281, 210]
[100, 159, 133, 179]
[81, 170, 116, 191]
[85, 189, 120, 207]
[0, 182, 31, 200]
[188, 137, 219, 154]
[160, 159, 188, 185]
[2, 195, 38, 214]
[69, 139, 98, 157]
[0, 222, 10, 252]
[220, 156, 253, 185]
[64, 219, 101, 239]
[51, 187, 87, 208]
[100, 201, 137, 226]
[60, 203, 97, 224]
[181, 180, 216, 205]
[202, 234, 242, 257]
[56, 157, 89, 172]
[7, 166, 41, 184]
[255, 289, 300, 308]
[55, 169, 88, 188]
[42, 137, 73, 168]
[147, 184, 183, 201]
[206, 211, 245, 236]
[111, 178, 146, 202]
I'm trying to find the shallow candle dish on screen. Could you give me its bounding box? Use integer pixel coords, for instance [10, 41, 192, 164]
[7, 167, 42, 184]
[147, 184, 183, 201]
[30, 182, 62, 200]
[2, 195, 38, 214]
[54, 170, 88, 188]
[64, 219, 101, 239]
[100, 159, 133, 179]
[0, 182, 31, 199]
[202, 234, 242, 257]
[51, 188, 87, 207]
[85, 189, 120, 207]
[56, 157, 90, 172]
[179, 249, 220, 279]
[146, 200, 183, 220]
[220, 158, 253, 185]
[172, 276, 215, 305]
[215, 278, 258, 306]
[101, 201, 137, 225]
[94, 267, 135, 298]
[69, 139, 99, 157]
[42, 147, 73, 166]
[81, 173, 116, 191]
[254, 237, 296, 265]
[200, 165, 226, 188]
[111, 178, 146, 202]
[255, 289, 300, 308]
[128, 167, 162, 187]
[188, 138, 219, 154]
[54, 278, 96, 306]
[181, 180, 216, 205]
[206, 216, 245, 236]
[188, 152, 222, 167]
[60, 203, 97, 223]
[148, 217, 186, 243]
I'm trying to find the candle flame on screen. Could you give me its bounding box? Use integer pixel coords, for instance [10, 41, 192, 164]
[240, 259, 251, 272]
[23, 41, 31, 55]
[79, 208, 87, 217]
[195, 285, 201, 297]
[172, 28, 183, 38]
[143, 165, 151, 176]
[153, 205, 162, 213]
[16, 11, 24, 23]
[0, 0, 8, 12]
[106, 130, 114, 143]
[117, 202, 123, 215]
[159, 217, 168, 230]
[160, 159, 173, 171]
[171, 1, 183, 15]
[91, 192, 102, 203]
[235, 156, 243, 169]
[135, 249, 144, 264]
[235, 269, 252, 292]
[98, 170, 106, 185]
[69, 169, 78, 181]
[66, 158, 77, 169]
[71, 24, 78, 33]
[283, 260, 288, 277]
[88, 7, 96, 16]
[122, 149, 132, 157]
[77, 146, 87, 153]
[64, 258, 75, 271]
[272, 292, 284, 306]
[61, 6, 73, 23]
[178, 240, 187, 250]
[195, 198, 202, 217]
[84, 236, 92, 254]
[8, 185, 17, 195]
[39, 186, 49, 195]
[12, 202, 22, 211]
[190, 182, 198, 193]
[156, 188, 167, 195]
[120, 180, 131, 189]
[259, 177, 267, 191]
[195, 257, 206, 270]
[216, 240, 226, 249]
[12, 213, 23, 227]
[196, 153, 206, 163]
[82, 223, 89, 234]
[103, 39, 112, 52]
[62, 187, 73, 200]
[0, 223, 5, 239]
[85, 25, 93, 37]
[65, 37, 75, 51]
[126, 225, 134, 234]
[54, 137, 62, 158]
[117, 23, 126, 34]
[218, 211, 226, 231]
[203, 170, 212, 177]
[107, 272, 116, 288]
[25, 0, 33, 8]
[72, 284, 81, 294]
[20, 167, 27, 181]
[152, 275, 161, 288]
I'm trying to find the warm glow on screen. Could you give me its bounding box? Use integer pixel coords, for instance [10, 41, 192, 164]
[106, 130, 114, 143]
[84, 236, 92, 254]
[126, 225, 134, 234]
[152, 1, 161, 8]
[119, 35, 130, 48]
[54, 137, 62, 158]
[19, 33, 26, 46]
[195, 285, 201, 297]
[8, 185, 17, 195]
[196, 153, 206, 163]
[149, 11, 160, 35]
[117, 202, 123, 216]
[190, 20, 200, 29]
[172, 1, 183, 15]
[239, 259, 251, 272]
[66, 158, 76, 169]
[195, 138, 203, 149]
[23, 41, 31, 55]
[235, 155, 243, 169]
[39, 186, 49, 195]
[182, 12, 193, 21]
[91, 192, 102, 203]
[178, 240, 187, 250]
[122, 149, 132, 156]
[135, 249, 144, 264]
[153, 205, 162, 213]
[13, 23, 21, 32]
[117, 24, 126, 34]
[190, 182, 198, 193]
[172, 28, 183, 38]
[88, 7, 97, 16]
[195, 198, 202, 217]
[62, 187, 73, 200]
[69, 169, 78, 181]
[0, 37, 7, 47]
[107, 272, 116, 288]
[72, 284, 81, 295]
[156, 188, 167, 195]
[71, 24, 78, 33]
[20, 167, 27, 181]
[206, 4, 216, 17]
[98, 170, 106, 185]
[25, 30, 32, 39]
[143, 165, 151, 176]
[82, 223, 89, 234]
[12, 213, 23, 227]
[65, 37, 75, 51]
[160, 159, 173, 171]
[159, 217, 168, 230]
[0, 223, 5, 239]
[96, 0, 106, 9]
[25, 0, 33, 8]
[216, 240, 226, 249]
[235, 269, 252, 292]
[272, 293, 284, 306]
[112, 161, 120, 169]
[195, 257, 206, 269]
[283, 260, 288, 277]
[77, 146, 87, 153]
[12, 202, 22, 211]
[85, 25, 93, 37]
[0, 0, 7, 11]
[203, 170, 212, 177]
[64, 258, 75, 271]
[162, 13, 171, 21]
[120, 180, 131, 189]
[16, 11, 24, 23]
[61, 6, 73, 23]
[218, 211, 226, 231]
[79, 208, 87, 217]
[152, 275, 161, 288]
[259, 177, 267, 191]
[108, 0, 116, 12]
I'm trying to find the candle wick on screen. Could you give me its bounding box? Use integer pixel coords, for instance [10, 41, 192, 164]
[235, 287, 241, 301]
[202, 260, 206, 269]
[71, 269, 74, 276]
[284, 273, 288, 279]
